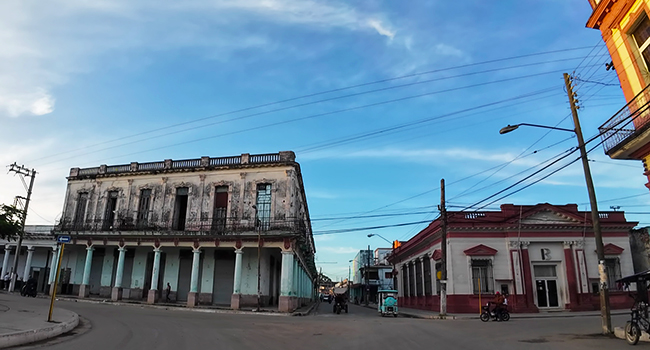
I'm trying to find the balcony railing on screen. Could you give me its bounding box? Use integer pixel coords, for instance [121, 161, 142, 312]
[55, 216, 307, 236]
[598, 84, 650, 154]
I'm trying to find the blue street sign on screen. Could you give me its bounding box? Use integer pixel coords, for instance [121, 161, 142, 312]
[57, 236, 71, 243]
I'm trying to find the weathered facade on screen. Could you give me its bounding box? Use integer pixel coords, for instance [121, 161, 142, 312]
[586, 0, 650, 190]
[388, 204, 637, 313]
[48, 151, 315, 312]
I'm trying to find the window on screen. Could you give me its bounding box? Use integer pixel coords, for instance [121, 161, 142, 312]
[384, 272, 392, 279]
[255, 184, 272, 230]
[137, 189, 152, 229]
[471, 259, 494, 294]
[415, 260, 423, 296]
[102, 191, 118, 230]
[368, 270, 379, 280]
[423, 256, 432, 296]
[73, 193, 88, 230]
[212, 186, 228, 232]
[173, 187, 189, 230]
[632, 15, 650, 71]
[435, 262, 442, 295]
[604, 258, 622, 290]
[409, 263, 416, 297]
[402, 265, 408, 297]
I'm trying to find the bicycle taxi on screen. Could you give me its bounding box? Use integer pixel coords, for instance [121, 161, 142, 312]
[618, 269, 650, 345]
[377, 289, 399, 317]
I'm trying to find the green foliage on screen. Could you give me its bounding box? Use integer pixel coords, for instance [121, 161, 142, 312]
[0, 204, 23, 240]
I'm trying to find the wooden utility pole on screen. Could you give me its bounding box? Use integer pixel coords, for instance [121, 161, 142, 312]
[439, 179, 447, 317]
[564, 73, 611, 334]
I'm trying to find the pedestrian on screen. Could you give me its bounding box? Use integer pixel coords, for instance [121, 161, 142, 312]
[3, 273, 10, 291]
[165, 282, 171, 302]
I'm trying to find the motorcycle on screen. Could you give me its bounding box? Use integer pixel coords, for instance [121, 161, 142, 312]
[480, 303, 510, 322]
[20, 281, 37, 298]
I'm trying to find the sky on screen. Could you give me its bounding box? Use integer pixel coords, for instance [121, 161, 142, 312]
[1, 0, 649, 281]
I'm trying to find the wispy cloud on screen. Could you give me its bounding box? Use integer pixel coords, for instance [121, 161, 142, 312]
[0, 0, 398, 119]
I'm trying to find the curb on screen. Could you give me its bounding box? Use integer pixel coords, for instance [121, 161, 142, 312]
[0, 310, 79, 349]
[293, 301, 319, 316]
[54, 296, 292, 317]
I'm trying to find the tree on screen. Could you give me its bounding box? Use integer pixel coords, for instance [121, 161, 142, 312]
[318, 272, 332, 284]
[0, 204, 23, 240]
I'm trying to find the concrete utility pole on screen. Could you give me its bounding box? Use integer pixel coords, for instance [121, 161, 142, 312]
[564, 73, 611, 334]
[439, 179, 448, 317]
[365, 245, 370, 306]
[7, 163, 36, 293]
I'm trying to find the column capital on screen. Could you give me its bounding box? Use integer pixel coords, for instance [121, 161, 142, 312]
[508, 240, 519, 250]
[52, 246, 59, 252]
[153, 247, 162, 253]
[118, 246, 127, 252]
[234, 248, 243, 254]
[562, 241, 574, 249]
[192, 247, 201, 254]
[86, 246, 95, 252]
[4, 246, 11, 252]
[26, 246, 35, 252]
[520, 241, 531, 249]
[281, 250, 293, 255]
[574, 240, 585, 249]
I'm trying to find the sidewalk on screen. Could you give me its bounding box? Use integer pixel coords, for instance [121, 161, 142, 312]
[0, 292, 79, 349]
[361, 303, 630, 320]
[46, 294, 318, 317]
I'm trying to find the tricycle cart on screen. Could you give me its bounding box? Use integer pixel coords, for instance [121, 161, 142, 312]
[377, 289, 398, 317]
[617, 269, 650, 345]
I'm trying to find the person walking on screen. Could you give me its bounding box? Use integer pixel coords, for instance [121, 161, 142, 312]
[165, 282, 171, 302]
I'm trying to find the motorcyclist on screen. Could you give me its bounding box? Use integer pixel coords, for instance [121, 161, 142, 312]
[491, 291, 505, 319]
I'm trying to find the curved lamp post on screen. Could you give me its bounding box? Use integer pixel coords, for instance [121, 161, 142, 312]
[500, 113, 611, 333]
[368, 233, 396, 290]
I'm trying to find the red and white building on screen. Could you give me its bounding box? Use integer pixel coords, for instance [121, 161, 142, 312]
[388, 203, 637, 313]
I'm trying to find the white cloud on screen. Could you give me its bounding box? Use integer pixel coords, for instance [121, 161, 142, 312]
[367, 19, 395, 39]
[0, 89, 55, 117]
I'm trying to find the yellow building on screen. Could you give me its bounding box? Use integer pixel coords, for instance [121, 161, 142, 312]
[587, 0, 650, 189]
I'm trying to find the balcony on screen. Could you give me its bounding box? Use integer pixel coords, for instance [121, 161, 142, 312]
[598, 84, 650, 157]
[55, 216, 307, 236]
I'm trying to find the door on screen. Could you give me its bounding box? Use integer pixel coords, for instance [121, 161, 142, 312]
[212, 250, 234, 305]
[534, 265, 560, 308]
[177, 250, 193, 301]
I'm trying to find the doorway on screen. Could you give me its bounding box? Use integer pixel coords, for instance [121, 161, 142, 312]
[534, 265, 560, 308]
[173, 187, 189, 230]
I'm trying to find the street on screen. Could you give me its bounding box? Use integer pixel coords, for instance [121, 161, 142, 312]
[10, 296, 641, 350]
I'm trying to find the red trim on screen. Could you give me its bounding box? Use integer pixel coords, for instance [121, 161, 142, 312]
[509, 250, 518, 295]
[575, 250, 584, 294]
[564, 248, 579, 308]
[520, 248, 537, 311]
[603, 243, 625, 255]
[447, 231, 630, 239]
[463, 244, 498, 256]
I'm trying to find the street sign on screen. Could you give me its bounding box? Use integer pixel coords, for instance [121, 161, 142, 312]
[57, 236, 71, 243]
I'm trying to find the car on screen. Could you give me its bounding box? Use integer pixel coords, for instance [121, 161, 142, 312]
[321, 294, 332, 303]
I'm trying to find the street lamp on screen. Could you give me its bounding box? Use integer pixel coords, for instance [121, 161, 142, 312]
[368, 233, 396, 291]
[499, 74, 612, 334]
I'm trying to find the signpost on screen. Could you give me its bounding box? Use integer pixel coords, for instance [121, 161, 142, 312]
[48, 236, 69, 322]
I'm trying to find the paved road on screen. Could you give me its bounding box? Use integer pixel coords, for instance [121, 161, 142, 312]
[15, 298, 638, 350]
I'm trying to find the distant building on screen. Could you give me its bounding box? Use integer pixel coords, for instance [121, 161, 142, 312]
[350, 248, 394, 303]
[0, 225, 56, 294]
[4, 151, 316, 313]
[389, 203, 637, 313]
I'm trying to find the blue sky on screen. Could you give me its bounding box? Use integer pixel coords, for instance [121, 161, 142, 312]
[1, 0, 648, 280]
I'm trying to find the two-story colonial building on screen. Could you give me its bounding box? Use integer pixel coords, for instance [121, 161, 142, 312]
[47, 151, 315, 312]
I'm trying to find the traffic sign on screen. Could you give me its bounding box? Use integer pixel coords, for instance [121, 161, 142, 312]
[57, 236, 71, 243]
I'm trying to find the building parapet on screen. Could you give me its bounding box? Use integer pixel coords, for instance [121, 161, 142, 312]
[69, 151, 296, 179]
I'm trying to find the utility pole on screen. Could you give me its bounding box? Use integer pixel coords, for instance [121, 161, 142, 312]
[564, 73, 611, 334]
[439, 179, 448, 317]
[7, 163, 36, 293]
[365, 245, 370, 306]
